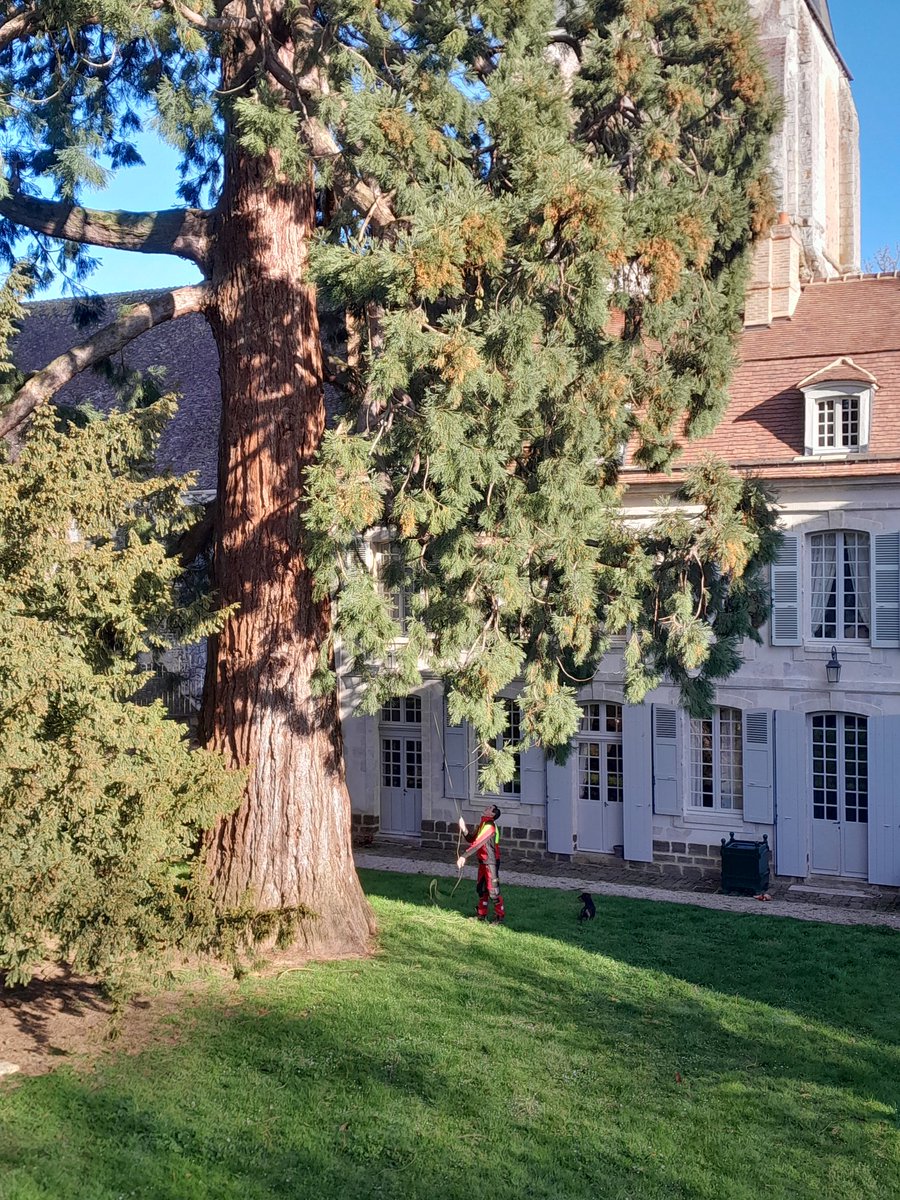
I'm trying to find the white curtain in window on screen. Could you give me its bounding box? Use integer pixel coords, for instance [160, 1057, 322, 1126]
[844, 534, 871, 630]
[810, 535, 836, 636]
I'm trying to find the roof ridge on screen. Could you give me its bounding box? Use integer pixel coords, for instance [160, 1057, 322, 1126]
[22, 287, 177, 314]
[803, 272, 900, 288]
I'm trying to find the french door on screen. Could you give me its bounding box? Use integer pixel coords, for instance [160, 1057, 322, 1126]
[576, 703, 624, 853]
[380, 734, 423, 836]
[810, 713, 868, 878]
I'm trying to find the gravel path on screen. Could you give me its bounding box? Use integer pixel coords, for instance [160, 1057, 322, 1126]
[356, 852, 900, 931]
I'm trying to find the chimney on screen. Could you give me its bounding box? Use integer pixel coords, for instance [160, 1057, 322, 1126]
[743, 213, 803, 326]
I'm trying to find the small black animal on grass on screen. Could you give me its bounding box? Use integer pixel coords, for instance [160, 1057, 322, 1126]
[578, 892, 596, 922]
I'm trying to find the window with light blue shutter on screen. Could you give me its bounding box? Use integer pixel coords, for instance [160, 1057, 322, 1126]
[774, 710, 808, 877]
[443, 695, 470, 800]
[622, 704, 653, 862]
[519, 742, 546, 806]
[546, 755, 576, 854]
[652, 705, 680, 815]
[868, 716, 900, 886]
[872, 533, 900, 648]
[742, 710, 773, 824]
[342, 713, 372, 810]
[770, 535, 800, 645]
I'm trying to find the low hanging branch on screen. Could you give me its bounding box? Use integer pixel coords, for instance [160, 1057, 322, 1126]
[301, 117, 397, 232]
[0, 284, 210, 438]
[163, 1, 258, 35]
[0, 192, 213, 268]
[0, 7, 38, 53]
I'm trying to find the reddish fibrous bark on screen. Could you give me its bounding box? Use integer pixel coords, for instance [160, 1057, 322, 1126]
[2, 0, 376, 957]
[199, 8, 374, 954]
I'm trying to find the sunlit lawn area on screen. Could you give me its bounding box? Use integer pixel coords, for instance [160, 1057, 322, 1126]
[1, 869, 899, 1199]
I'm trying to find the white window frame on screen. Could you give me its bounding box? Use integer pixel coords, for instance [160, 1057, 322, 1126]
[374, 540, 412, 634]
[808, 530, 871, 643]
[479, 697, 522, 799]
[689, 706, 744, 813]
[380, 695, 422, 725]
[577, 702, 624, 805]
[802, 382, 872, 456]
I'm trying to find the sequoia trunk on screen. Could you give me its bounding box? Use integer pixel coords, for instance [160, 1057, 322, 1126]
[201, 92, 374, 954]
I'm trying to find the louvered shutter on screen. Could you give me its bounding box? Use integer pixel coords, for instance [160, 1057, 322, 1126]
[774, 709, 808, 877]
[546, 755, 575, 855]
[770, 535, 801, 646]
[872, 533, 900, 648]
[342, 712, 374, 811]
[652, 705, 680, 816]
[867, 717, 900, 886]
[520, 742, 546, 806]
[742, 710, 773, 824]
[622, 703, 653, 862]
[443, 695, 470, 801]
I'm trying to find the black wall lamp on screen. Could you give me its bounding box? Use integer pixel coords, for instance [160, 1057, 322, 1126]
[826, 646, 842, 684]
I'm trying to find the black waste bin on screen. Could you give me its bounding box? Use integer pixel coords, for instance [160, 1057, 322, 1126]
[720, 833, 770, 895]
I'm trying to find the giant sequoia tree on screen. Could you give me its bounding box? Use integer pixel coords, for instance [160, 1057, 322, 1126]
[0, 1, 779, 951]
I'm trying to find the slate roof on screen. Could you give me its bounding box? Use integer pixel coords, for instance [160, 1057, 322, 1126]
[14, 275, 900, 496]
[804, 0, 849, 77]
[806, 0, 835, 44]
[624, 275, 900, 486]
[12, 290, 346, 493]
[12, 289, 221, 492]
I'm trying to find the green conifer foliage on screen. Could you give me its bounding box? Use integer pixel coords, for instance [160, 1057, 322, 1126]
[0, 285, 242, 990]
[304, 1, 782, 786]
[0, 4, 780, 839]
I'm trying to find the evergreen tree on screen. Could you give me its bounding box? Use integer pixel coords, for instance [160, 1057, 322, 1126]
[0, 2, 779, 938]
[0, 277, 243, 991]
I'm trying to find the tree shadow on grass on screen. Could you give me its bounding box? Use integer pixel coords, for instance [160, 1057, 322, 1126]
[360, 868, 900, 1048]
[2, 906, 899, 1200]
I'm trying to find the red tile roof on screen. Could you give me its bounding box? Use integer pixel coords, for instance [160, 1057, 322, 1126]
[624, 275, 900, 486]
[13, 275, 900, 496]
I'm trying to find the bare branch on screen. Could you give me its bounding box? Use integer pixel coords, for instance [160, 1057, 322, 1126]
[159, 1, 258, 35]
[0, 192, 214, 268]
[301, 117, 397, 232]
[1, 284, 211, 439]
[0, 7, 38, 53]
[176, 502, 215, 566]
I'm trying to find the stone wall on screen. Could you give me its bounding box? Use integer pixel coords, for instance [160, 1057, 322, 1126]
[748, 0, 860, 277]
[651, 839, 723, 879]
[421, 820, 568, 862]
[351, 812, 380, 843]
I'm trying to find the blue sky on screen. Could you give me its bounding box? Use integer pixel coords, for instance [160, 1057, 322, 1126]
[830, 0, 900, 266]
[40, 0, 900, 297]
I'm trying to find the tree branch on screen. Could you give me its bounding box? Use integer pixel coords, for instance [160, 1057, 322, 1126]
[0, 284, 211, 439]
[0, 192, 214, 268]
[160, 1, 258, 35]
[301, 117, 397, 233]
[0, 7, 38, 53]
[176, 502, 215, 566]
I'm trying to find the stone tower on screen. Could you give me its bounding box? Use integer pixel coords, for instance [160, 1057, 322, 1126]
[748, 0, 861, 279]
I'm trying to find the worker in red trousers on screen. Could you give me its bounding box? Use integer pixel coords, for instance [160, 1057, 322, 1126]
[456, 804, 505, 922]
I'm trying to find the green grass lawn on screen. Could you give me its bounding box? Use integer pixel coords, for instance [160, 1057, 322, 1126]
[1, 870, 899, 1200]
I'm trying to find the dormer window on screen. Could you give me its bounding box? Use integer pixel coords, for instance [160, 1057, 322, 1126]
[814, 391, 860, 451]
[798, 358, 877, 458]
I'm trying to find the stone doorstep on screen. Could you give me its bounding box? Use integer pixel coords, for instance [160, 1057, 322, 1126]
[788, 884, 872, 900]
